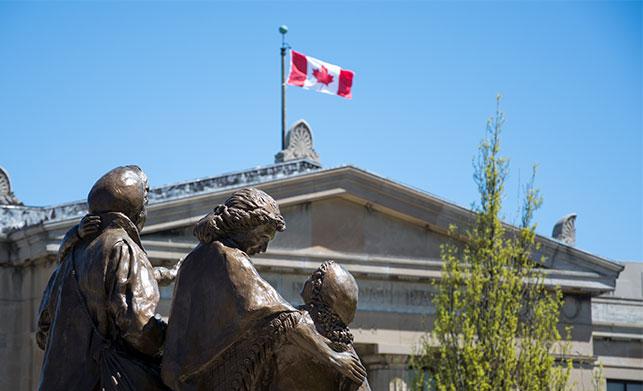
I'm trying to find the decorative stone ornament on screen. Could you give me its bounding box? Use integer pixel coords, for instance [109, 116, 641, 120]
[0, 168, 9, 196]
[552, 213, 577, 246]
[562, 296, 581, 320]
[0, 166, 22, 206]
[275, 120, 320, 163]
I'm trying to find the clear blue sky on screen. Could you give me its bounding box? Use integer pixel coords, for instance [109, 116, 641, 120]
[1, 1, 641, 261]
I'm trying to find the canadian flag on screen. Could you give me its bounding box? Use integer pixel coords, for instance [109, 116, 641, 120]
[287, 50, 354, 99]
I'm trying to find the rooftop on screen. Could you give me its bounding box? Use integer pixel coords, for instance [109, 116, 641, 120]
[0, 159, 322, 237]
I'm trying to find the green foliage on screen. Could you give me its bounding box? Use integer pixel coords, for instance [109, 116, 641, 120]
[414, 96, 572, 391]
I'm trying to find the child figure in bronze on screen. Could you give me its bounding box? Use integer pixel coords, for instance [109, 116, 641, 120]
[271, 261, 371, 391]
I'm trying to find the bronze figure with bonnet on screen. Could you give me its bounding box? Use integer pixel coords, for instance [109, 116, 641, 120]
[271, 261, 371, 391]
[161, 188, 367, 390]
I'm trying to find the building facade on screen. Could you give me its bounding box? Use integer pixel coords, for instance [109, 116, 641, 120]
[1, 122, 641, 390]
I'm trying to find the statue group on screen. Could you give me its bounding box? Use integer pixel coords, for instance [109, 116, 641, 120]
[36, 166, 370, 391]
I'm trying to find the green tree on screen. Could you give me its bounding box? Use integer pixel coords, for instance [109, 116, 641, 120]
[413, 96, 572, 391]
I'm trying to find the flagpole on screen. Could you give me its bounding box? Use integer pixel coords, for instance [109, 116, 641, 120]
[279, 25, 288, 150]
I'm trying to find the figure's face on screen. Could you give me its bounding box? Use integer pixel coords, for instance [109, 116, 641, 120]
[143, 179, 150, 206]
[135, 177, 150, 232]
[232, 223, 277, 255]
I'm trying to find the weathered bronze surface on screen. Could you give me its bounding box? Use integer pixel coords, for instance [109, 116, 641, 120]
[161, 188, 368, 390]
[38, 172, 369, 390]
[37, 166, 169, 390]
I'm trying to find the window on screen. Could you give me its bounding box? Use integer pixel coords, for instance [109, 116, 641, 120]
[607, 380, 643, 391]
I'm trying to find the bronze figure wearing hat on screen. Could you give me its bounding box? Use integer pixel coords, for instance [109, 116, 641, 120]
[37, 166, 168, 390]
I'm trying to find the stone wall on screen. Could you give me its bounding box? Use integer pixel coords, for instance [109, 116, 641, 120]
[0, 259, 55, 391]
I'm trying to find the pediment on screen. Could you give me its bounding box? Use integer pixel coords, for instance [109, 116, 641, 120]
[136, 166, 621, 293]
[277, 196, 452, 260]
[141, 194, 447, 264]
[20, 164, 618, 294]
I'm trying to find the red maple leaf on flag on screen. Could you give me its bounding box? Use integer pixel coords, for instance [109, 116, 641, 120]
[313, 66, 334, 86]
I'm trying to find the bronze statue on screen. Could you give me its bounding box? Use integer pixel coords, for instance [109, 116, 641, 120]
[272, 261, 371, 391]
[161, 188, 367, 391]
[37, 166, 169, 390]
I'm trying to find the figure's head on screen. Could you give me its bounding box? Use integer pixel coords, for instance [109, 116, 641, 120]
[193, 188, 286, 255]
[301, 261, 359, 326]
[87, 165, 149, 231]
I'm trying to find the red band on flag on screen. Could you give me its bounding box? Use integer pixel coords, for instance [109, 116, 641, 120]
[338, 69, 354, 99]
[288, 50, 307, 87]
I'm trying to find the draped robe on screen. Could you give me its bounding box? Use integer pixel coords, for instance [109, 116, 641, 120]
[161, 241, 299, 391]
[37, 212, 167, 390]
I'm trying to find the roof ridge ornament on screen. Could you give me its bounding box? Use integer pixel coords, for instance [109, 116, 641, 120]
[0, 166, 23, 206]
[275, 119, 320, 164]
[552, 213, 576, 246]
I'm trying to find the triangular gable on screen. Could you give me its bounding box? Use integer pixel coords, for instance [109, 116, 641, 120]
[136, 166, 621, 293]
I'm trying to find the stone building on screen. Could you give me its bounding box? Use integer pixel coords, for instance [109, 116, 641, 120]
[1, 121, 641, 390]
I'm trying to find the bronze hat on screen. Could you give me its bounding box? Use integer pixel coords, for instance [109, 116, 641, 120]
[87, 165, 147, 223]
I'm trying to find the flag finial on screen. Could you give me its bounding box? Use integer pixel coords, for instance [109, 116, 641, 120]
[279, 25, 288, 48]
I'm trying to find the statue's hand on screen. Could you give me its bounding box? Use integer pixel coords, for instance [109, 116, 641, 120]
[172, 257, 184, 273]
[78, 215, 101, 239]
[331, 351, 366, 384]
[154, 258, 184, 286]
